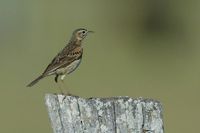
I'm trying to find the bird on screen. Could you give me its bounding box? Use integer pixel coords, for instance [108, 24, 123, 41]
[27, 28, 93, 93]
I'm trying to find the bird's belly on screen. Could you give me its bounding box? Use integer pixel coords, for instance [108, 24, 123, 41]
[66, 59, 82, 74]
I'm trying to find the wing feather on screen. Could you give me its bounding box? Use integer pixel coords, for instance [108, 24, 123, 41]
[42, 44, 82, 76]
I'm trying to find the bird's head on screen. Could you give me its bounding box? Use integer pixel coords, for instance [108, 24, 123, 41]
[73, 28, 94, 41]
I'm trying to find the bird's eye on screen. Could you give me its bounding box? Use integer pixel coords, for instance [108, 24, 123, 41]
[82, 31, 85, 34]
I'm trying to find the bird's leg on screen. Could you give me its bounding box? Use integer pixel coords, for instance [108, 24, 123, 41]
[60, 75, 72, 101]
[60, 75, 78, 102]
[55, 74, 59, 83]
[54, 75, 65, 94]
[60, 75, 70, 95]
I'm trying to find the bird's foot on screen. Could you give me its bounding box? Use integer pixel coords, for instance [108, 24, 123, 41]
[61, 92, 79, 102]
[142, 129, 154, 133]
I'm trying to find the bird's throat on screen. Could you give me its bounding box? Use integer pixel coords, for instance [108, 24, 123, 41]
[74, 39, 82, 45]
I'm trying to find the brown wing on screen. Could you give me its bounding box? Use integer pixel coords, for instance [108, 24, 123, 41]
[42, 44, 83, 76]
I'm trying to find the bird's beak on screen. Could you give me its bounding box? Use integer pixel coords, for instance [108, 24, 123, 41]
[87, 31, 94, 33]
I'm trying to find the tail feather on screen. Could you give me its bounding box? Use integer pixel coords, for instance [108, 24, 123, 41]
[27, 75, 44, 87]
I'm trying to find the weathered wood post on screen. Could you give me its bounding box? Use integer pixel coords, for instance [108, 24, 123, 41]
[45, 94, 164, 133]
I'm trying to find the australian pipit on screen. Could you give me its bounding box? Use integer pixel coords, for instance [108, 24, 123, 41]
[27, 28, 93, 94]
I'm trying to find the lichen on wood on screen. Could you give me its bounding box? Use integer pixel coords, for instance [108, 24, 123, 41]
[45, 94, 164, 133]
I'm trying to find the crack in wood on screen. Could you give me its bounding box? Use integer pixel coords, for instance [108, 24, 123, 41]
[45, 94, 164, 133]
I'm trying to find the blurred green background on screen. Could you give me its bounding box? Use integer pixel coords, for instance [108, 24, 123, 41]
[0, 0, 200, 132]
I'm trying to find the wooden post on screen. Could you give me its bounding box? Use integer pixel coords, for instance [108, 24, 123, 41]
[45, 94, 164, 133]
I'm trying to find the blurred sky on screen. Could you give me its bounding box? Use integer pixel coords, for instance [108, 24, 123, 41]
[0, 0, 200, 132]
